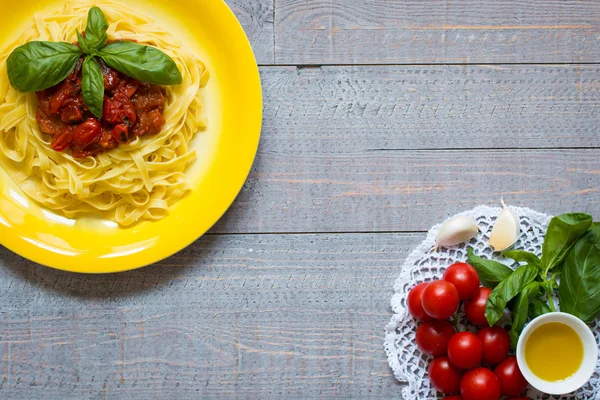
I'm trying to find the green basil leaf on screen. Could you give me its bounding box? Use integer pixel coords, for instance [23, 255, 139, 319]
[509, 282, 542, 350]
[84, 6, 109, 51]
[502, 250, 542, 271]
[81, 56, 104, 119]
[467, 248, 514, 289]
[559, 227, 600, 323]
[76, 29, 91, 54]
[541, 213, 593, 274]
[99, 41, 182, 85]
[7, 41, 82, 92]
[529, 296, 552, 320]
[485, 265, 538, 327]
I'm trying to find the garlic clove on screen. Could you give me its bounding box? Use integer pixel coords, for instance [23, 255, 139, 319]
[488, 199, 521, 252]
[435, 215, 479, 251]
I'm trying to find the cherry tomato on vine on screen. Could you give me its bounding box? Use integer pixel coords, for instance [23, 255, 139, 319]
[416, 320, 456, 356]
[477, 327, 509, 365]
[494, 356, 528, 396]
[448, 332, 483, 369]
[465, 287, 492, 327]
[429, 356, 463, 394]
[422, 280, 460, 320]
[443, 262, 480, 300]
[407, 282, 433, 321]
[460, 367, 501, 400]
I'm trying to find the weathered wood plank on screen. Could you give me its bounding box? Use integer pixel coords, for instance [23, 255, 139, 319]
[226, 0, 274, 64]
[274, 0, 600, 64]
[260, 65, 600, 150]
[214, 148, 600, 234]
[0, 233, 419, 399]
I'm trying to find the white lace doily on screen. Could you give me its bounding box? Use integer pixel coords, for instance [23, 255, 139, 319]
[384, 205, 600, 400]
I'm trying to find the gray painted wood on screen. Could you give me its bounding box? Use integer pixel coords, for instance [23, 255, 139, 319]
[259, 65, 600, 150]
[274, 0, 600, 65]
[0, 233, 420, 399]
[226, 0, 274, 65]
[214, 148, 600, 234]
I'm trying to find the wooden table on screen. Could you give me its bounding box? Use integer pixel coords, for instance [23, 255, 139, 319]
[2, 1, 600, 398]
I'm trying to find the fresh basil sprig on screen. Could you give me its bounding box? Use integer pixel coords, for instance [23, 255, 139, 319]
[6, 6, 182, 119]
[81, 6, 109, 51]
[81, 56, 104, 119]
[559, 226, 600, 323]
[540, 213, 592, 274]
[6, 42, 82, 92]
[485, 264, 538, 327]
[99, 41, 182, 85]
[467, 248, 513, 289]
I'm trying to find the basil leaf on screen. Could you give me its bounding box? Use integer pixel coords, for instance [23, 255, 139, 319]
[76, 29, 91, 54]
[81, 56, 104, 119]
[467, 248, 513, 289]
[529, 296, 552, 320]
[541, 213, 593, 274]
[7, 41, 81, 92]
[84, 6, 109, 51]
[509, 282, 542, 350]
[99, 41, 182, 85]
[485, 265, 538, 327]
[559, 227, 600, 323]
[503, 250, 542, 271]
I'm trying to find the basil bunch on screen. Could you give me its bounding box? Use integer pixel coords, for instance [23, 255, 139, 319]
[468, 212, 598, 349]
[6, 7, 182, 119]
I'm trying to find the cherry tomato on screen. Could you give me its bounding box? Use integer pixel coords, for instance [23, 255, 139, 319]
[447, 332, 483, 369]
[460, 367, 501, 400]
[422, 280, 460, 320]
[443, 396, 463, 400]
[477, 327, 510, 365]
[416, 320, 456, 356]
[407, 282, 433, 321]
[429, 356, 463, 394]
[465, 287, 492, 327]
[494, 356, 528, 396]
[72, 118, 102, 147]
[507, 397, 530, 400]
[443, 262, 480, 300]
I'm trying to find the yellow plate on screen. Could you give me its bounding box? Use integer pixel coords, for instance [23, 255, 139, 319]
[0, 0, 262, 273]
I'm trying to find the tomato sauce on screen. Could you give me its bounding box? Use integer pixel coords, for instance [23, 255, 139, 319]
[36, 57, 166, 158]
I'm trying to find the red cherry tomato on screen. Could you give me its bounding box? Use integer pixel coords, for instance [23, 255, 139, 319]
[465, 287, 492, 327]
[421, 280, 460, 320]
[507, 397, 530, 400]
[443, 396, 463, 400]
[443, 262, 480, 300]
[447, 332, 483, 369]
[408, 282, 433, 321]
[494, 356, 528, 396]
[460, 367, 501, 400]
[416, 320, 456, 356]
[477, 327, 510, 365]
[429, 357, 463, 394]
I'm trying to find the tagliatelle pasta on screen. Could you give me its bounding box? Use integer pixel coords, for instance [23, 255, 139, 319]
[0, 0, 209, 226]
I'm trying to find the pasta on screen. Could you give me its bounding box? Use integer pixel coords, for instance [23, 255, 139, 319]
[0, 0, 209, 226]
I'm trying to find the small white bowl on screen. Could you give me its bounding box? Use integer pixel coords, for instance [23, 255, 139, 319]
[516, 312, 598, 395]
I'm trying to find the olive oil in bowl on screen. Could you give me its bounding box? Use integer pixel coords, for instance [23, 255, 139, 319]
[517, 312, 598, 395]
[524, 322, 583, 382]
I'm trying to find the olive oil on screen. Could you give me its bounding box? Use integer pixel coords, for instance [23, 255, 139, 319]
[524, 322, 583, 382]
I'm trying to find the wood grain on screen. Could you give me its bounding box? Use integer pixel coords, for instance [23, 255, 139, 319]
[226, 0, 274, 64]
[274, 0, 600, 64]
[0, 233, 419, 399]
[260, 65, 600, 150]
[214, 148, 600, 234]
